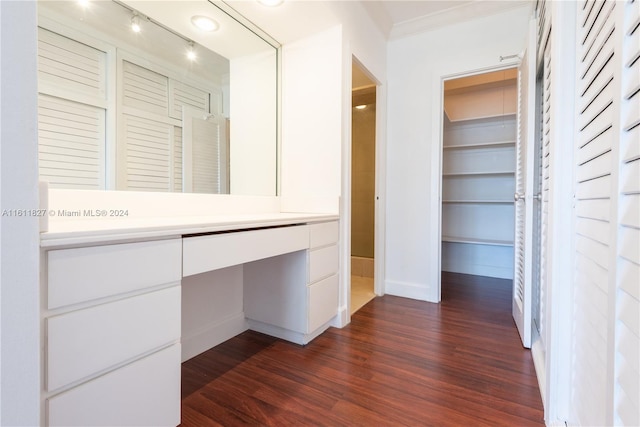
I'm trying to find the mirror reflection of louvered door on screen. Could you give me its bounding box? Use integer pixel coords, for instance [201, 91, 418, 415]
[182, 106, 227, 194]
[512, 19, 537, 349]
[118, 59, 217, 192]
[37, 28, 108, 189]
[119, 60, 175, 192]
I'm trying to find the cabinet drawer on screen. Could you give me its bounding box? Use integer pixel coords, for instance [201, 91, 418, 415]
[309, 244, 339, 283]
[47, 344, 181, 427]
[309, 221, 339, 249]
[308, 274, 338, 332]
[47, 239, 181, 309]
[47, 286, 180, 391]
[183, 225, 309, 277]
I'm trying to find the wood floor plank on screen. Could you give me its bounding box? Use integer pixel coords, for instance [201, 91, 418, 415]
[180, 272, 545, 426]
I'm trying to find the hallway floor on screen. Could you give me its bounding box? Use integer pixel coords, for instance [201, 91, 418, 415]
[350, 275, 375, 314]
[180, 272, 544, 426]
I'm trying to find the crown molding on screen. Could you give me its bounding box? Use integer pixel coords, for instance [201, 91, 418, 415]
[389, 1, 533, 40]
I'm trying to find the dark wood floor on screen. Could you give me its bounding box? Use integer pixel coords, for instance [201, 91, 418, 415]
[180, 272, 544, 426]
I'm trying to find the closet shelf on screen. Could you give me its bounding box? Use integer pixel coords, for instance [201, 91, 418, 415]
[442, 236, 514, 247]
[442, 171, 515, 177]
[447, 112, 517, 123]
[442, 200, 514, 204]
[443, 140, 516, 150]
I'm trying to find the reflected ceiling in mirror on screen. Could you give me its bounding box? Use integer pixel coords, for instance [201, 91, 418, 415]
[37, 0, 278, 196]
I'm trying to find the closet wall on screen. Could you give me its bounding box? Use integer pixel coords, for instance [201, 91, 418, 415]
[441, 70, 518, 280]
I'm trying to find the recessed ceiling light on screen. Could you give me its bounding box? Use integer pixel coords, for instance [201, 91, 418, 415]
[355, 105, 367, 110]
[77, 0, 90, 8]
[258, 0, 284, 6]
[191, 15, 219, 32]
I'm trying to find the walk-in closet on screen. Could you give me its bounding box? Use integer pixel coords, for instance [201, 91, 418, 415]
[441, 69, 518, 281]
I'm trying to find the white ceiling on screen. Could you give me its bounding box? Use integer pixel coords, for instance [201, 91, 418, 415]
[379, 1, 474, 23]
[364, 0, 533, 39]
[227, 0, 533, 44]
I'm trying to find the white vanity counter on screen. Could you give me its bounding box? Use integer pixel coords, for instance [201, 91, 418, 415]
[40, 208, 341, 427]
[40, 212, 338, 248]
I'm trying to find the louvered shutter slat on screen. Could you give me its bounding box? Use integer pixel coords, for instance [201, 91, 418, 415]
[174, 127, 183, 192]
[122, 61, 169, 115]
[38, 28, 106, 99]
[169, 81, 210, 120]
[123, 115, 171, 191]
[191, 118, 220, 193]
[572, 5, 617, 424]
[38, 94, 105, 189]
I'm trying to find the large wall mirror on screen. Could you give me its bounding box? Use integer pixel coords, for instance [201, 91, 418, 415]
[37, 0, 279, 196]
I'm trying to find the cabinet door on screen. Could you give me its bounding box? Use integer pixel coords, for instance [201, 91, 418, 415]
[47, 344, 181, 427]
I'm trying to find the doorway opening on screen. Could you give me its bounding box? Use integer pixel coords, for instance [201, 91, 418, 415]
[439, 69, 518, 305]
[350, 61, 376, 314]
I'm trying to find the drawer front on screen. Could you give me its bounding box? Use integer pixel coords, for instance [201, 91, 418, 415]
[183, 225, 309, 277]
[309, 244, 339, 283]
[308, 274, 338, 332]
[309, 221, 339, 249]
[48, 239, 182, 309]
[47, 344, 181, 427]
[47, 286, 180, 391]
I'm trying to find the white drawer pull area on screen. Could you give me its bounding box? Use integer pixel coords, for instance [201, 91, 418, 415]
[47, 344, 181, 427]
[309, 221, 339, 249]
[308, 274, 339, 332]
[183, 225, 309, 277]
[46, 286, 180, 391]
[309, 245, 339, 283]
[48, 239, 182, 309]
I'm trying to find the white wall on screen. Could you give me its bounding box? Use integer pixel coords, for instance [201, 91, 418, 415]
[0, 1, 41, 425]
[277, 3, 387, 323]
[280, 26, 343, 203]
[385, 6, 530, 302]
[230, 50, 278, 196]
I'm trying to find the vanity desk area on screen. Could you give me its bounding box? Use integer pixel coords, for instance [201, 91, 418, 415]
[39, 194, 340, 426]
[33, 0, 342, 424]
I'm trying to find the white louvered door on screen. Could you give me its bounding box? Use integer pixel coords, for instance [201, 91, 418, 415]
[535, 31, 552, 356]
[117, 57, 220, 192]
[122, 115, 173, 192]
[614, 0, 639, 425]
[182, 107, 226, 194]
[572, 1, 618, 424]
[37, 28, 107, 189]
[513, 19, 538, 348]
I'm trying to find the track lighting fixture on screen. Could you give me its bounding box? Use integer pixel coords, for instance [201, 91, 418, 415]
[131, 13, 142, 33]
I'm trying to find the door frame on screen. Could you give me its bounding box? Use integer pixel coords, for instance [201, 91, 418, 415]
[429, 60, 523, 303]
[340, 55, 386, 325]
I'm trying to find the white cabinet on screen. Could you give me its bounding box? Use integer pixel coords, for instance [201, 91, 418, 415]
[41, 216, 340, 425]
[244, 221, 339, 344]
[182, 225, 309, 277]
[307, 221, 339, 333]
[47, 345, 181, 427]
[43, 238, 182, 427]
[442, 114, 516, 279]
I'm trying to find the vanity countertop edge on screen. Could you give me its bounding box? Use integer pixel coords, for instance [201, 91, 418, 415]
[40, 212, 339, 249]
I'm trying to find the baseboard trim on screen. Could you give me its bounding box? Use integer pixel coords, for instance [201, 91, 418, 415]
[332, 305, 349, 328]
[181, 312, 248, 362]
